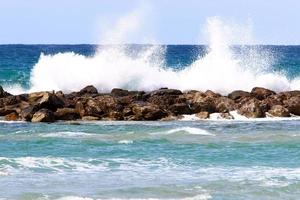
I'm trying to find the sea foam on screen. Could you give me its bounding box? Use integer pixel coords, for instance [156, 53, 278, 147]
[24, 17, 299, 95]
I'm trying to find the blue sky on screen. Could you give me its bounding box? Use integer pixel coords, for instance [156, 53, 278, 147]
[0, 0, 299, 44]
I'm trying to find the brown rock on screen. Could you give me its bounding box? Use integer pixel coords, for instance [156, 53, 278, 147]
[31, 109, 55, 123]
[4, 112, 19, 121]
[29, 92, 64, 111]
[268, 105, 290, 117]
[283, 96, 300, 116]
[219, 112, 234, 119]
[204, 90, 221, 98]
[20, 106, 37, 121]
[238, 98, 265, 118]
[79, 85, 98, 95]
[196, 111, 210, 119]
[251, 87, 276, 100]
[54, 108, 80, 120]
[168, 103, 192, 115]
[132, 103, 167, 120]
[111, 88, 130, 97]
[191, 96, 216, 113]
[215, 97, 236, 113]
[228, 90, 251, 100]
[81, 116, 100, 121]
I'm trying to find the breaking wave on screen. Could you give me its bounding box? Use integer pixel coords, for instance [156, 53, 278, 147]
[26, 17, 299, 94]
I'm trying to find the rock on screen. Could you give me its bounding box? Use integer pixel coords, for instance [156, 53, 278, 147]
[196, 111, 210, 119]
[219, 112, 234, 119]
[268, 105, 290, 117]
[54, 108, 80, 120]
[168, 103, 192, 115]
[81, 116, 100, 121]
[132, 103, 167, 120]
[238, 98, 265, 118]
[215, 97, 236, 113]
[191, 96, 216, 113]
[29, 92, 64, 111]
[20, 106, 37, 121]
[283, 96, 300, 116]
[31, 109, 55, 123]
[75, 101, 86, 117]
[0, 86, 11, 98]
[111, 88, 130, 97]
[251, 87, 276, 100]
[204, 90, 221, 98]
[4, 112, 19, 121]
[79, 85, 98, 95]
[160, 115, 183, 121]
[148, 88, 182, 96]
[228, 90, 251, 100]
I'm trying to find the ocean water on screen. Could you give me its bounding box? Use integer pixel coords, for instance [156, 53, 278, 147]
[0, 120, 300, 200]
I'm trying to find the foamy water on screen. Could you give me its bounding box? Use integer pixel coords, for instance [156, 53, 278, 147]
[23, 17, 299, 94]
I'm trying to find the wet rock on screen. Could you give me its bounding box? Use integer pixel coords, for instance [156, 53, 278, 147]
[228, 90, 251, 100]
[132, 103, 167, 120]
[4, 112, 19, 121]
[149, 88, 183, 96]
[238, 98, 265, 118]
[191, 96, 216, 113]
[283, 96, 300, 116]
[79, 85, 98, 95]
[168, 103, 192, 115]
[251, 87, 276, 100]
[54, 108, 80, 120]
[20, 106, 37, 121]
[111, 88, 130, 97]
[268, 105, 290, 117]
[204, 90, 221, 98]
[215, 97, 236, 113]
[29, 92, 65, 111]
[81, 116, 100, 121]
[31, 109, 55, 123]
[219, 112, 234, 119]
[0, 86, 11, 98]
[196, 111, 210, 119]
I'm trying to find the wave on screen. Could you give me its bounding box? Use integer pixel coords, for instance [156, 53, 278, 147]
[10, 17, 296, 95]
[167, 127, 215, 136]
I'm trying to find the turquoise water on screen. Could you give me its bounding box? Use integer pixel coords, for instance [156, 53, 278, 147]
[0, 119, 300, 199]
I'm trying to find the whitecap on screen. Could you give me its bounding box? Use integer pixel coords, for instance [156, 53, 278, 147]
[167, 127, 215, 136]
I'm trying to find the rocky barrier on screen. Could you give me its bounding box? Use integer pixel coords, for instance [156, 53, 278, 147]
[0, 85, 299, 122]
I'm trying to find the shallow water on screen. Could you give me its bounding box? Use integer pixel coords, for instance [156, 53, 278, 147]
[0, 119, 299, 199]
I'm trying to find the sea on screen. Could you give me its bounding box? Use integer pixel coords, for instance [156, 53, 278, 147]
[0, 44, 300, 200]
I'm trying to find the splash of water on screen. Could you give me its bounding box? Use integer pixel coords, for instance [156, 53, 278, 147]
[27, 17, 299, 94]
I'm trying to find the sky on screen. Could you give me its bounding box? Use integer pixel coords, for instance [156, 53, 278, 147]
[0, 0, 299, 44]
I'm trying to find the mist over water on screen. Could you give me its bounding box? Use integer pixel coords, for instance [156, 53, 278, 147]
[26, 17, 299, 94]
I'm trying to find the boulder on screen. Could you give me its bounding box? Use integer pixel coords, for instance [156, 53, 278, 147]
[20, 106, 37, 121]
[0, 86, 11, 98]
[228, 90, 251, 100]
[251, 87, 276, 100]
[168, 103, 192, 115]
[191, 96, 216, 113]
[238, 98, 265, 118]
[204, 90, 221, 98]
[54, 108, 80, 120]
[219, 112, 234, 119]
[148, 88, 182, 96]
[283, 96, 300, 116]
[132, 103, 167, 120]
[79, 85, 98, 95]
[4, 112, 19, 121]
[31, 109, 55, 123]
[268, 105, 290, 117]
[196, 111, 210, 119]
[111, 88, 130, 97]
[215, 97, 236, 113]
[81, 116, 100, 121]
[29, 92, 64, 111]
